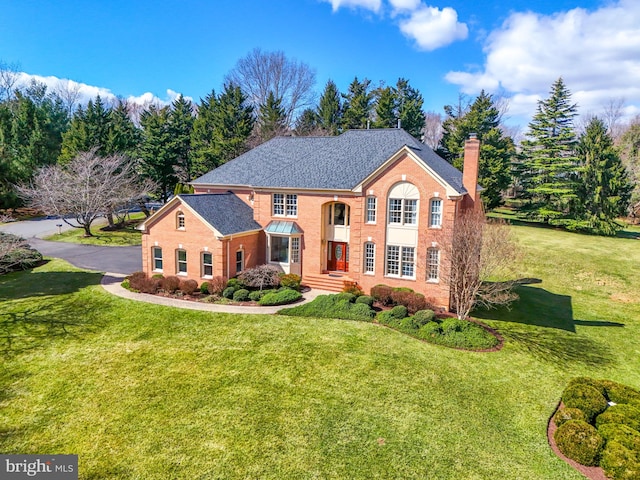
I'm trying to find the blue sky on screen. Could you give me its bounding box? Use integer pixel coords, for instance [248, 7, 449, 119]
[1, 0, 639, 129]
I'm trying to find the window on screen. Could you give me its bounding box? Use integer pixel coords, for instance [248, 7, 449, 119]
[273, 193, 297, 217]
[270, 236, 289, 263]
[430, 199, 443, 227]
[366, 196, 377, 223]
[235, 250, 244, 273]
[386, 245, 415, 279]
[291, 237, 300, 263]
[176, 211, 185, 229]
[364, 242, 375, 274]
[176, 249, 187, 274]
[201, 252, 213, 277]
[388, 198, 418, 225]
[388, 199, 403, 224]
[427, 248, 440, 281]
[403, 199, 417, 225]
[152, 247, 163, 271]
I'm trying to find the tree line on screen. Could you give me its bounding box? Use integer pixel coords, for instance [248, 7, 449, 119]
[1, 51, 639, 236]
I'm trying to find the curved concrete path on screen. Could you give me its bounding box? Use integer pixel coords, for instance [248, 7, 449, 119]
[101, 273, 331, 314]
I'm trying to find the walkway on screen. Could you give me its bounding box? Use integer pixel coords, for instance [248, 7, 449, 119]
[101, 273, 331, 314]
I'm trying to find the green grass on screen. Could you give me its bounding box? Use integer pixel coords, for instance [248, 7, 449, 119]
[43, 213, 145, 246]
[1, 221, 639, 479]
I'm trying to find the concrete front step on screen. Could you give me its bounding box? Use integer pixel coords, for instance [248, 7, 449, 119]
[303, 273, 354, 293]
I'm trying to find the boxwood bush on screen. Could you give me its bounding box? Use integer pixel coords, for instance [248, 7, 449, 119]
[554, 420, 604, 466]
[355, 295, 374, 307]
[600, 440, 640, 480]
[595, 404, 640, 431]
[259, 288, 302, 306]
[411, 309, 435, 328]
[562, 384, 609, 423]
[278, 294, 375, 321]
[232, 288, 250, 302]
[553, 407, 587, 427]
[222, 286, 236, 299]
[601, 380, 640, 405]
[598, 423, 640, 452]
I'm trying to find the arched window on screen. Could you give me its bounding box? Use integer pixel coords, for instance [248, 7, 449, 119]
[387, 182, 419, 226]
[176, 211, 185, 229]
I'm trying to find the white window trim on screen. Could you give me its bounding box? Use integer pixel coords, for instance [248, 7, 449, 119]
[272, 193, 298, 218]
[429, 198, 443, 229]
[364, 241, 375, 275]
[176, 211, 186, 230]
[176, 249, 187, 276]
[387, 198, 419, 227]
[152, 246, 163, 272]
[366, 196, 377, 224]
[235, 249, 244, 273]
[201, 251, 213, 279]
[427, 248, 440, 283]
[384, 244, 416, 280]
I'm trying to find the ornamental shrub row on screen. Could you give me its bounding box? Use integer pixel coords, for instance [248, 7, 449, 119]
[278, 293, 375, 321]
[370, 284, 437, 314]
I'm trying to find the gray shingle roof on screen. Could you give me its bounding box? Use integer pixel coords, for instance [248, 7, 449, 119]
[179, 192, 262, 236]
[192, 129, 467, 194]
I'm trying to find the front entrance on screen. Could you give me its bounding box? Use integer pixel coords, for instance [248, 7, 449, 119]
[327, 241, 348, 272]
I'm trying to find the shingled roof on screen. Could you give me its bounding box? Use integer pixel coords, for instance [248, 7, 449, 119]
[192, 129, 467, 195]
[179, 193, 262, 236]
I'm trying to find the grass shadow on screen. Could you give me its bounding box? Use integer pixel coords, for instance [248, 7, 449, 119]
[0, 295, 108, 357]
[474, 285, 621, 367]
[0, 270, 103, 301]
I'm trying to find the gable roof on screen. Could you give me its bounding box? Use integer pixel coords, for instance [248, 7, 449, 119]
[178, 193, 262, 236]
[192, 129, 467, 195]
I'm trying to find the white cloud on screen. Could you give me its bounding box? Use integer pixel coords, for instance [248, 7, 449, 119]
[398, 5, 468, 50]
[445, 0, 640, 124]
[15, 72, 191, 109]
[324, 0, 381, 13]
[388, 0, 420, 12]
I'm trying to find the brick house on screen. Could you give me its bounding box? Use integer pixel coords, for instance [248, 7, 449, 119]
[139, 129, 481, 308]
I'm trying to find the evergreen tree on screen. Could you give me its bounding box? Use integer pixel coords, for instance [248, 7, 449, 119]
[570, 117, 633, 235]
[293, 108, 321, 136]
[258, 91, 287, 142]
[59, 95, 110, 163]
[438, 91, 514, 209]
[168, 95, 195, 182]
[317, 79, 341, 135]
[190, 83, 254, 176]
[106, 100, 140, 157]
[372, 86, 397, 129]
[396, 78, 425, 138]
[341, 77, 372, 130]
[519, 78, 579, 223]
[139, 105, 175, 202]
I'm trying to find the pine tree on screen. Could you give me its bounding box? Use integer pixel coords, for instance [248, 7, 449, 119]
[341, 77, 372, 130]
[59, 95, 110, 163]
[106, 100, 140, 157]
[372, 86, 397, 129]
[293, 108, 321, 136]
[317, 79, 341, 135]
[139, 105, 176, 202]
[396, 78, 425, 138]
[438, 91, 514, 209]
[570, 117, 633, 235]
[519, 78, 579, 223]
[258, 91, 287, 142]
[168, 95, 195, 182]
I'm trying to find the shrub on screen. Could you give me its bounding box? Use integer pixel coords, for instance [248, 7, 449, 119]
[121, 279, 131, 290]
[441, 317, 467, 333]
[567, 377, 607, 397]
[376, 311, 394, 325]
[600, 440, 640, 480]
[152, 273, 164, 279]
[248, 290, 263, 302]
[602, 380, 640, 405]
[342, 281, 364, 296]
[553, 407, 587, 427]
[139, 276, 162, 294]
[418, 321, 442, 337]
[562, 384, 609, 423]
[162, 276, 181, 293]
[371, 284, 394, 306]
[554, 420, 604, 466]
[207, 276, 227, 295]
[411, 309, 435, 328]
[259, 289, 302, 306]
[239, 264, 281, 290]
[336, 292, 356, 303]
[280, 273, 301, 291]
[279, 294, 375, 321]
[596, 404, 640, 431]
[179, 279, 198, 295]
[233, 289, 250, 301]
[200, 282, 209, 294]
[598, 424, 640, 453]
[390, 305, 408, 319]
[0, 233, 43, 274]
[355, 295, 374, 307]
[127, 271, 147, 291]
[222, 286, 236, 299]
[226, 278, 244, 289]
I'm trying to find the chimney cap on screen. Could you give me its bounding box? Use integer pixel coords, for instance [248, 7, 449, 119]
[468, 133, 477, 140]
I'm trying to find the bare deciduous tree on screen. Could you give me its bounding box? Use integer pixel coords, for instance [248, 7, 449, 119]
[602, 97, 626, 139]
[54, 79, 82, 115]
[19, 149, 155, 236]
[0, 60, 20, 101]
[225, 48, 316, 126]
[422, 111, 443, 149]
[436, 210, 521, 319]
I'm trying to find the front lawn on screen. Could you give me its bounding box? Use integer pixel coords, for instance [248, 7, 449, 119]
[1, 221, 639, 479]
[43, 213, 145, 246]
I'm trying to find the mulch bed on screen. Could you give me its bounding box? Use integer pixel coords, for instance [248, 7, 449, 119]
[547, 401, 607, 480]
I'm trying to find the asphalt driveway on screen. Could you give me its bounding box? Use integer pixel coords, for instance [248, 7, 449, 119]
[0, 218, 141, 275]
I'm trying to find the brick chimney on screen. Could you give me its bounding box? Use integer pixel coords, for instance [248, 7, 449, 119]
[462, 134, 480, 210]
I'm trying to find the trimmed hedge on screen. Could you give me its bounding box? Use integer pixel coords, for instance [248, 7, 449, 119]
[232, 289, 250, 301]
[222, 286, 236, 299]
[596, 404, 640, 431]
[259, 288, 302, 306]
[411, 309, 435, 328]
[180, 279, 198, 295]
[355, 295, 374, 307]
[248, 290, 263, 302]
[600, 440, 640, 480]
[562, 384, 609, 423]
[553, 407, 587, 427]
[567, 377, 607, 397]
[278, 294, 375, 321]
[598, 424, 640, 453]
[162, 276, 181, 293]
[200, 281, 209, 294]
[601, 380, 640, 405]
[554, 420, 604, 466]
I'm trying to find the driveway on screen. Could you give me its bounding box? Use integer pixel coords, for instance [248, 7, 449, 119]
[0, 218, 141, 275]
